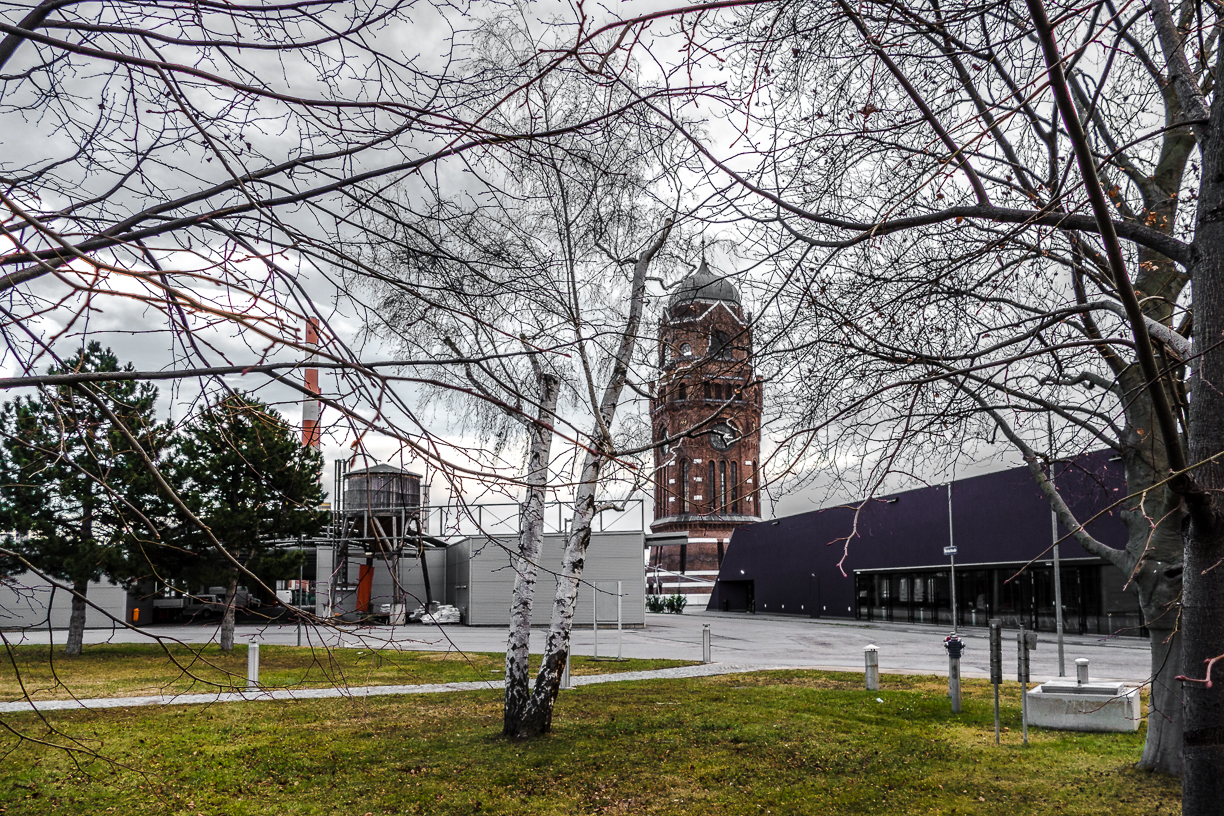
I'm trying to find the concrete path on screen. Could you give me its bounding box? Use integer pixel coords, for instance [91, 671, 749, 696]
[0, 662, 780, 715]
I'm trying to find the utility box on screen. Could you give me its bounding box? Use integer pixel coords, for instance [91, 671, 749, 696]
[1026, 680, 1141, 732]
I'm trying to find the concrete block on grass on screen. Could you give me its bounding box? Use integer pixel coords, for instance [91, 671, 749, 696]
[1025, 681, 1141, 732]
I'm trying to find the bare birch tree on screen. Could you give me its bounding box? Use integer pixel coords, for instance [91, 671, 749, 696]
[352, 13, 690, 736]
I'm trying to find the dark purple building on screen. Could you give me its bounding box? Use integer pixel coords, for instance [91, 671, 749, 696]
[707, 453, 1146, 635]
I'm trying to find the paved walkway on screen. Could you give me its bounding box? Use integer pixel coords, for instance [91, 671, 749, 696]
[0, 663, 778, 714]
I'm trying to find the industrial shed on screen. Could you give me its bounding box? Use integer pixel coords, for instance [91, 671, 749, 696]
[447, 531, 645, 627]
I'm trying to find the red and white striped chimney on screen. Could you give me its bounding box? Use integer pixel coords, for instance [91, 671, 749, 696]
[302, 317, 321, 450]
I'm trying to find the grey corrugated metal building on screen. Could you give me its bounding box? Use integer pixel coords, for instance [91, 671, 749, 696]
[448, 531, 645, 627]
[0, 574, 134, 629]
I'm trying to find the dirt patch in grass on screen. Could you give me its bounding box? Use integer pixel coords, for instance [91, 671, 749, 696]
[0, 670, 1179, 815]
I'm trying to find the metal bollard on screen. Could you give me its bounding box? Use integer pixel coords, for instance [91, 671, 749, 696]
[702, 624, 711, 664]
[944, 634, 964, 714]
[989, 619, 1002, 744]
[247, 641, 260, 690]
[864, 644, 879, 691]
[560, 651, 571, 690]
[1076, 657, 1090, 685]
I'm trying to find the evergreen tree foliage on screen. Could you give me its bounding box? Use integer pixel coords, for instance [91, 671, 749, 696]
[0, 343, 166, 654]
[165, 393, 324, 650]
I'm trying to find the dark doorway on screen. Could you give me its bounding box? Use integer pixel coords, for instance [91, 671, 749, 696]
[719, 579, 755, 612]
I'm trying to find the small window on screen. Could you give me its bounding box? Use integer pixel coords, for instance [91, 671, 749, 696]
[679, 342, 692, 356]
[678, 383, 687, 401]
[731, 461, 740, 513]
[680, 460, 690, 513]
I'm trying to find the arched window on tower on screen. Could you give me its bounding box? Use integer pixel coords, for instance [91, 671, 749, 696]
[678, 383, 687, 401]
[752, 460, 759, 511]
[703, 382, 711, 401]
[655, 466, 664, 517]
[719, 460, 728, 513]
[731, 461, 740, 513]
[707, 461, 716, 512]
[680, 459, 689, 513]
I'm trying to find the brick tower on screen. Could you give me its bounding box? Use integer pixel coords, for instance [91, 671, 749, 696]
[649, 260, 762, 589]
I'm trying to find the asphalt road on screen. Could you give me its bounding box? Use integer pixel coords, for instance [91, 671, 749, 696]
[3, 608, 1155, 685]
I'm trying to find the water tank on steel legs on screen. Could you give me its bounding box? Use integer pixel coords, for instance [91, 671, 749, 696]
[341, 464, 424, 553]
[343, 464, 422, 513]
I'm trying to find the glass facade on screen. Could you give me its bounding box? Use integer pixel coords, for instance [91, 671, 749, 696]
[854, 561, 1146, 636]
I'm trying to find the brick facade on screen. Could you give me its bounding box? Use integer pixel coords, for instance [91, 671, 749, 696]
[649, 262, 762, 586]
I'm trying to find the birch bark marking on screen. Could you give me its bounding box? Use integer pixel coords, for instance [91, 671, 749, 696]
[514, 218, 673, 738]
[503, 370, 560, 736]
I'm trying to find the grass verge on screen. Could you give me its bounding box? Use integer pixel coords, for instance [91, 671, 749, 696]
[0, 670, 1178, 815]
[0, 643, 694, 700]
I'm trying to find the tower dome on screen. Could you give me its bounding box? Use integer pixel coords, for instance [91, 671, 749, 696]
[668, 260, 741, 309]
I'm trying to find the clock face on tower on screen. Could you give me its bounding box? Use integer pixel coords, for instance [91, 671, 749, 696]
[709, 423, 735, 451]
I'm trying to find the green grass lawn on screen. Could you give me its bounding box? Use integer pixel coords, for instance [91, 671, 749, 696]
[0, 669, 1179, 815]
[0, 643, 694, 700]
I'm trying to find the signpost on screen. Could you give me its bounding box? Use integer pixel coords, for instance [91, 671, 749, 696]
[1018, 628, 1038, 745]
[946, 484, 957, 633]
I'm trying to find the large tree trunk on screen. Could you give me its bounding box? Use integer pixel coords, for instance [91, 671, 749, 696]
[1181, 87, 1224, 812]
[220, 571, 238, 652]
[504, 371, 560, 736]
[64, 578, 88, 656]
[1116, 417, 1187, 774]
[1144, 626, 1184, 772]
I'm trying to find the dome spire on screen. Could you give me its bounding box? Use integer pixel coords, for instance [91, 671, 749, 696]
[668, 253, 741, 309]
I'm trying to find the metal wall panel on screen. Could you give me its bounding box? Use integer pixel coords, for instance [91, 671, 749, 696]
[461, 531, 645, 627]
[0, 574, 130, 630]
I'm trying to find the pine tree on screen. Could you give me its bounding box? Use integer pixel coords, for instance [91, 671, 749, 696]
[166, 393, 324, 651]
[0, 343, 166, 655]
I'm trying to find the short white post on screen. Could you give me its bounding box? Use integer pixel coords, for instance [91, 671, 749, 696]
[702, 623, 711, 663]
[1076, 657, 1090, 685]
[864, 644, 879, 691]
[247, 640, 260, 690]
[560, 651, 571, 690]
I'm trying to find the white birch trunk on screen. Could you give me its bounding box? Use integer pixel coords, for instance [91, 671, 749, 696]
[503, 370, 560, 736]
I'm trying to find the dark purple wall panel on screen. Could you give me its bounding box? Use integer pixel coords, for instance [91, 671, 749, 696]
[709, 452, 1129, 618]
